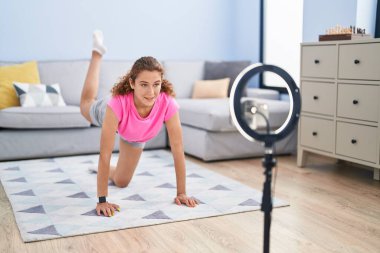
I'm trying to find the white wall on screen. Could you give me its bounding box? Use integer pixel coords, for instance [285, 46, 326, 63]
[356, 0, 377, 35]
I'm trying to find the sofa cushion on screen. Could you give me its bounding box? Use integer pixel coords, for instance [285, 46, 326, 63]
[246, 88, 280, 100]
[204, 61, 251, 96]
[0, 106, 90, 129]
[163, 61, 204, 98]
[38, 61, 89, 106]
[99, 61, 134, 99]
[192, 78, 230, 99]
[0, 61, 41, 109]
[177, 98, 235, 132]
[181, 124, 297, 161]
[177, 98, 290, 132]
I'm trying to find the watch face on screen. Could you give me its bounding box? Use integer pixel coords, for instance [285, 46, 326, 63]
[99, 196, 107, 203]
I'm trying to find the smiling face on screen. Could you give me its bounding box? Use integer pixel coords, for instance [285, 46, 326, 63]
[130, 70, 162, 109]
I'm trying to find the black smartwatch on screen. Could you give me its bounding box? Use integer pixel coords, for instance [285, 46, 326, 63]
[98, 196, 107, 203]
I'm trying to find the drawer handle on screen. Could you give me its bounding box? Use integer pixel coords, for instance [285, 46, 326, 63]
[314, 59, 320, 64]
[354, 59, 360, 64]
[313, 95, 319, 100]
[312, 131, 318, 136]
[352, 99, 359, 105]
[351, 139, 357, 144]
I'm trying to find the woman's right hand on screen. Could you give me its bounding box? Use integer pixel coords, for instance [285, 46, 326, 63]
[96, 202, 120, 217]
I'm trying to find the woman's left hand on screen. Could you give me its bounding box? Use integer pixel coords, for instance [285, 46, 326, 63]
[174, 194, 199, 207]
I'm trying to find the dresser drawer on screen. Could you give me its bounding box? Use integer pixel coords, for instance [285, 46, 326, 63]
[300, 116, 334, 152]
[301, 45, 337, 78]
[301, 81, 335, 116]
[337, 84, 379, 122]
[336, 122, 378, 163]
[338, 43, 380, 80]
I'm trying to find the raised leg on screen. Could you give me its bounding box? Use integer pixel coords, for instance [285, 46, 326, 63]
[80, 30, 107, 123]
[80, 52, 102, 122]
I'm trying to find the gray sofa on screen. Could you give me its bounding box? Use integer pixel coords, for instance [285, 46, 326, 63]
[0, 60, 297, 161]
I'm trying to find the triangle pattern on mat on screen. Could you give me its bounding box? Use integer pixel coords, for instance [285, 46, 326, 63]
[12, 189, 35, 196]
[143, 210, 171, 219]
[0, 150, 288, 243]
[47, 168, 64, 173]
[28, 225, 61, 236]
[67, 192, 90, 198]
[4, 166, 20, 171]
[209, 185, 231, 191]
[81, 160, 94, 164]
[156, 183, 175, 188]
[7, 177, 27, 183]
[123, 194, 145, 201]
[192, 196, 205, 204]
[18, 205, 46, 214]
[239, 199, 260, 206]
[81, 209, 99, 216]
[137, 171, 153, 176]
[187, 173, 203, 178]
[56, 179, 74, 184]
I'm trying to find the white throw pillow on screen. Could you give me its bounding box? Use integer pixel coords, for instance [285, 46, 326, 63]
[13, 82, 67, 107]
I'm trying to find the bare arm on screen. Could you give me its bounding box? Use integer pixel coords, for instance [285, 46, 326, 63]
[165, 112, 187, 196]
[166, 112, 198, 208]
[97, 106, 119, 198]
[166, 112, 186, 195]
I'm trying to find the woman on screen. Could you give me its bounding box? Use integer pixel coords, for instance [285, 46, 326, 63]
[80, 31, 198, 217]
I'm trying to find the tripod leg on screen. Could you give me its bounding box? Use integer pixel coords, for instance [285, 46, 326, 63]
[264, 212, 271, 253]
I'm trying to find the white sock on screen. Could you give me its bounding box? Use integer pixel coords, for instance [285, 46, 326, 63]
[93, 30, 107, 55]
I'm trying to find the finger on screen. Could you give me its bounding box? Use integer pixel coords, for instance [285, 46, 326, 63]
[190, 199, 195, 207]
[96, 207, 101, 216]
[174, 197, 181, 205]
[185, 198, 190, 207]
[109, 207, 114, 216]
[112, 204, 121, 212]
[101, 208, 108, 217]
[105, 208, 112, 217]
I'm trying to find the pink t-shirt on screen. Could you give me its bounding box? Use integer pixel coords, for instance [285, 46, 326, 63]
[107, 92, 179, 143]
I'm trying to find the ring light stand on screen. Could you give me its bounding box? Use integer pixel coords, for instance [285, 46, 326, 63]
[229, 63, 301, 253]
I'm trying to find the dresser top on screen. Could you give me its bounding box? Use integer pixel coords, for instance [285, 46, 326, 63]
[301, 38, 380, 46]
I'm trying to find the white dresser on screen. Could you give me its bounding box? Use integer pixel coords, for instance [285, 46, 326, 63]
[297, 39, 380, 180]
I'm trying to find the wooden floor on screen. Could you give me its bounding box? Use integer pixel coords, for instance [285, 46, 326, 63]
[0, 152, 379, 253]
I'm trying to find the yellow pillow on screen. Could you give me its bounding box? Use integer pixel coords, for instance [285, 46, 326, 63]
[0, 61, 41, 109]
[192, 78, 230, 99]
